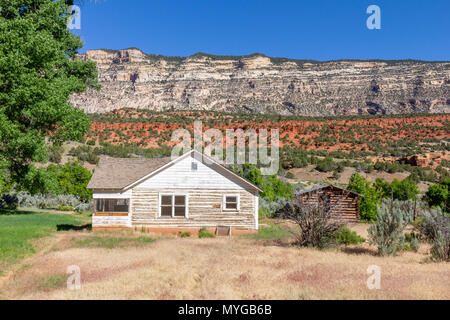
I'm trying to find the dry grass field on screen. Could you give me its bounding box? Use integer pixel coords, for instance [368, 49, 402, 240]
[0, 222, 449, 300]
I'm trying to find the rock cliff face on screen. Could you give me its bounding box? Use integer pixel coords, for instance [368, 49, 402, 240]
[70, 48, 450, 115]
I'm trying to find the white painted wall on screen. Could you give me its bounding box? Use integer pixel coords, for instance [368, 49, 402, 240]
[92, 215, 131, 227]
[93, 189, 132, 199]
[135, 155, 247, 190]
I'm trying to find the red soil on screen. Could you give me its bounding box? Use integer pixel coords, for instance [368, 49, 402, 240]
[87, 112, 450, 154]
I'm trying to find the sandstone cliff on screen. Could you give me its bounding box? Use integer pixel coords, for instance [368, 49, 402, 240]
[70, 48, 450, 115]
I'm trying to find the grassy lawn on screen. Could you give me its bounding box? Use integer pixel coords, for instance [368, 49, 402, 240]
[75, 235, 155, 249]
[0, 208, 89, 274]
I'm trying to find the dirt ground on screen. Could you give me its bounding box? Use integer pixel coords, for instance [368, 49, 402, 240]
[1, 224, 448, 300]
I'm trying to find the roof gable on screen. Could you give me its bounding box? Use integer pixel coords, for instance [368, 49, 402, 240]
[87, 150, 262, 192]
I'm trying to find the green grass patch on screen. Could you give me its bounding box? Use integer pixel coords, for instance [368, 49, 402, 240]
[336, 226, 366, 245]
[0, 209, 84, 273]
[198, 227, 215, 238]
[36, 273, 67, 291]
[244, 222, 292, 240]
[75, 235, 155, 249]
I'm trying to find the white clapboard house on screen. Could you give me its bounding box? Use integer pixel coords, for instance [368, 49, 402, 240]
[87, 150, 261, 235]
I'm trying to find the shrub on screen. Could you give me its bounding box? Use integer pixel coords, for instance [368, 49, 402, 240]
[48, 144, 63, 163]
[336, 226, 365, 245]
[416, 207, 450, 261]
[179, 232, 191, 238]
[315, 156, 339, 172]
[198, 227, 215, 238]
[16, 192, 92, 211]
[402, 232, 420, 252]
[75, 202, 93, 213]
[259, 196, 290, 218]
[56, 204, 75, 211]
[331, 169, 340, 179]
[285, 172, 295, 179]
[368, 199, 413, 256]
[0, 194, 18, 210]
[279, 195, 344, 248]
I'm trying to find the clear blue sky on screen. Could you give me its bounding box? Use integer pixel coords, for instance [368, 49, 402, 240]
[74, 0, 450, 61]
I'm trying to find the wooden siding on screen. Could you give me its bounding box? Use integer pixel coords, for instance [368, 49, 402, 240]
[297, 186, 360, 223]
[131, 188, 257, 229]
[136, 154, 249, 190]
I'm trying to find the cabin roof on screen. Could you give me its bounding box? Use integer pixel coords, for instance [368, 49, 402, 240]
[295, 185, 362, 197]
[87, 156, 172, 190]
[87, 150, 262, 192]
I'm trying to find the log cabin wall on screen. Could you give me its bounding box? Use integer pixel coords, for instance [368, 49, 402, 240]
[297, 186, 360, 223]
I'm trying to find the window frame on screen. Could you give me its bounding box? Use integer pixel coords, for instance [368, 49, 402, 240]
[94, 198, 130, 216]
[158, 193, 188, 218]
[223, 194, 240, 211]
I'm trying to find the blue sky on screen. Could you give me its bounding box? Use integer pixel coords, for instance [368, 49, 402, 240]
[74, 0, 450, 61]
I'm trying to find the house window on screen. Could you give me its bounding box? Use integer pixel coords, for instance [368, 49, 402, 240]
[191, 162, 197, 171]
[159, 194, 187, 218]
[224, 195, 239, 210]
[95, 199, 129, 213]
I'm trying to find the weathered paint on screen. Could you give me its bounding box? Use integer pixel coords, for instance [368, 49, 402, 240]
[92, 154, 259, 232]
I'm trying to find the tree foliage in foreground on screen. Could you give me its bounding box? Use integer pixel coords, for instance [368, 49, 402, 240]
[0, 0, 98, 191]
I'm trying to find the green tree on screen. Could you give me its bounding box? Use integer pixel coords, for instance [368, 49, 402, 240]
[374, 177, 419, 201]
[424, 179, 450, 213]
[23, 166, 61, 195]
[0, 0, 98, 191]
[347, 173, 381, 222]
[47, 161, 92, 200]
[390, 178, 419, 201]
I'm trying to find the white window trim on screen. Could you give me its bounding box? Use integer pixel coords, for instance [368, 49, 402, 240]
[223, 194, 240, 211]
[158, 193, 188, 218]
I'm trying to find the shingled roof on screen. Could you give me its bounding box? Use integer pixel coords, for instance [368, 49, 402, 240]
[87, 156, 172, 189]
[295, 185, 362, 197]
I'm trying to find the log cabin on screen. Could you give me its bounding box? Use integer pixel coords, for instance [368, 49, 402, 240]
[87, 150, 262, 235]
[295, 185, 361, 223]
